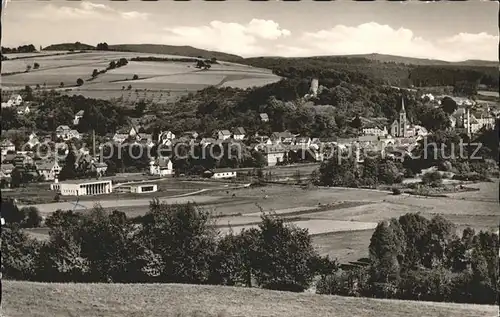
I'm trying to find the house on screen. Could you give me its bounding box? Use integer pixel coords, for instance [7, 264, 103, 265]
[73, 110, 84, 126]
[92, 162, 108, 176]
[362, 125, 387, 137]
[35, 160, 61, 181]
[295, 137, 311, 147]
[232, 127, 246, 140]
[158, 131, 176, 145]
[9, 94, 23, 106]
[270, 131, 295, 145]
[113, 133, 129, 144]
[200, 138, 217, 147]
[217, 130, 232, 141]
[13, 154, 34, 168]
[181, 131, 199, 140]
[2, 153, 16, 164]
[204, 169, 237, 179]
[0, 140, 16, 156]
[137, 133, 154, 147]
[259, 113, 269, 122]
[450, 108, 483, 134]
[261, 145, 287, 166]
[16, 104, 30, 115]
[149, 157, 173, 176]
[56, 125, 73, 140]
[0, 163, 15, 179]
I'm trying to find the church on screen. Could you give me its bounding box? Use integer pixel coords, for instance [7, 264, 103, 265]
[389, 97, 428, 138]
[390, 97, 409, 138]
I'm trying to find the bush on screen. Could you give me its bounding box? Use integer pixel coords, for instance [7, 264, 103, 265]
[316, 268, 369, 297]
[1, 226, 42, 280]
[392, 187, 402, 195]
[421, 171, 443, 187]
[133, 74, 139, 80]
[21, 207, 42, 228]
[76, 78, 84, 86]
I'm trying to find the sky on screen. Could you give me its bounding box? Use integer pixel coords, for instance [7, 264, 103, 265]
[2, 0, 498, 61]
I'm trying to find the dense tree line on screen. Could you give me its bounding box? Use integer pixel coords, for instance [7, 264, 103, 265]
[409, 65, 498, 91]
[315, 150, 403, 188]
[3, 200, 497, 304]
[2, 202, 336, 291]
[243, 56, 498, 90]
[317, 213, 499, 305]
[2, 44, 37, 54]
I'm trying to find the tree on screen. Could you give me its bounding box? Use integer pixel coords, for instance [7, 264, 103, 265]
[1, 226, 41, 280]
[350, 115, 362, 130]
[10, 168, 22, 188]
[92, 69, 99, 78]
[33, 62, 40, 70]
[252, 213, 320, 292]
[59, 150, 78, 181]
[26, 65, 32, 72]
[138, 201, 218, 284]
[417, 105, 451, 132]
[422, 171, 443, 187]
[22, 207, 43, 228]
[23, 85, 34, 101]
[132, 74, 139, 80]
[127, 85, 132, 90]
[441, 96, 458, 115]
[96, 42, 109, 51]
[60, 82, 64, 88]
[108, 61, 116, 69]
[76, 78, 84, 86]
[135, 100, 147, 117]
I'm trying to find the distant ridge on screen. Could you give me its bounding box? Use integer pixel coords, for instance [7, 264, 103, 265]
[109, 44, 244, 62]
[41, 42, 496, 67]
[247, 53, 497, 67]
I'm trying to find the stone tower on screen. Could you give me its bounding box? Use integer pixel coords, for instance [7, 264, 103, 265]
[399, 97, 407, 137]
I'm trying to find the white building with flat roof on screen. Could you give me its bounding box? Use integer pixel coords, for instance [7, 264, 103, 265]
[115, 183, 158, 194]
[51, 179, 112, 196]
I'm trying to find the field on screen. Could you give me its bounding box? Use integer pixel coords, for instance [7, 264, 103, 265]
[2, 51, 281, 101]
[3, 281, 497, 317]
[17, 178, 499, 264]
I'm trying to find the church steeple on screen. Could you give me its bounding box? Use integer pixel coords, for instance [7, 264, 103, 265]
[400, 97, 406, 113]
[399, 96, 407, 137]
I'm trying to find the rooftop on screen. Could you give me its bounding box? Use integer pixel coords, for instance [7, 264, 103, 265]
[56, 178, 113, 185]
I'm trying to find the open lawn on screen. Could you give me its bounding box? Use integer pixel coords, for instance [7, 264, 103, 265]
[3, 281, 497, 317]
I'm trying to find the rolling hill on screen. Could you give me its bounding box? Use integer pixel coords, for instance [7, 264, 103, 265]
[110, 44, 244, 62]
[329, 53, 498, 67]
[3, 281, 497, 317]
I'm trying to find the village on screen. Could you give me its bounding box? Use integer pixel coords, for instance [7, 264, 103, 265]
[0, 78, 497, 200]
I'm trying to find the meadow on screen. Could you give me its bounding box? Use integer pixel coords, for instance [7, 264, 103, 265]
[3, 281, 497, 317]
[2, 50, 281, 101]
[18, 180, 499, 264]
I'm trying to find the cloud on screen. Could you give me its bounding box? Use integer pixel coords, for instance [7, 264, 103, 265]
[27, 1, 149, 21]
[276, 22, 497, 61]
[161, 19, 291, 56]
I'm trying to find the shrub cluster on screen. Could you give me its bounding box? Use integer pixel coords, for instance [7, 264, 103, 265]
[2, 201, 336, 292]
[316, 213, 499, 305]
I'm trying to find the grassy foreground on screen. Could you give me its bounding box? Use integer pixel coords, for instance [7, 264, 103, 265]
[3, 281, 497, 317]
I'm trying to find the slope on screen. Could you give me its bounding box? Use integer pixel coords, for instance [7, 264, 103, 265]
[109, 44, 244, 62]
[3, 281, 497, 317]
